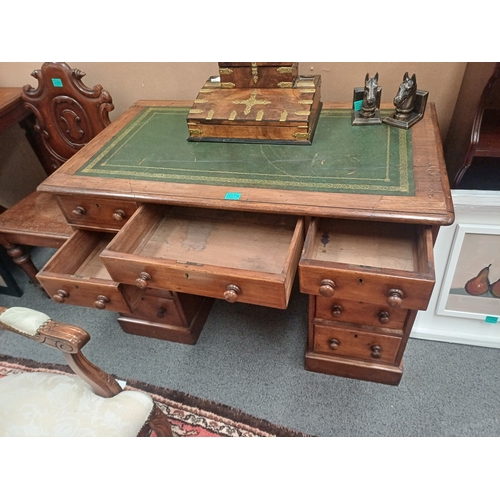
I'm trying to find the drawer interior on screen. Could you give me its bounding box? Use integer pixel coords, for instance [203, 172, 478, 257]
[42, 231, 114, 280]
[106, 205, 301, 275]
[74, 237, 113, 279]
[304, 218, 428, 274]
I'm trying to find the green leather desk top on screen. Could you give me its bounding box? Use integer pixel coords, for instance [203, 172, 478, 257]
[76, 106, 414, 196]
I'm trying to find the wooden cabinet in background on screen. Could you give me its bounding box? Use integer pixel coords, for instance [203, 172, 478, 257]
[445, 62, 500, 187]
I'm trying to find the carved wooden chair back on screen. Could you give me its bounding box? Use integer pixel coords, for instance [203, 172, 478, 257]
[22, 62, 114, 174]
[0, 63, 114, 287]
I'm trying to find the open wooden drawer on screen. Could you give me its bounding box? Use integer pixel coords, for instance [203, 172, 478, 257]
[37, 230, 143, 313]
[299, 218, 435, 311]
[100, 204, 304, 309]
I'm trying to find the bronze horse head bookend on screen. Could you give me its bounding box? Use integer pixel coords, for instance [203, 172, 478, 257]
[352, 73, 382, 125]
[383, 72, 429, 129]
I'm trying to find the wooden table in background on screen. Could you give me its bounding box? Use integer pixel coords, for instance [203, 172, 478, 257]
[0, 87, 52, 178]
[0, 88, 31, 134]
[0, 88, 37, 294]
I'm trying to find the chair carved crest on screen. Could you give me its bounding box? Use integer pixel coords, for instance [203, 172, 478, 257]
[22, 62, 114, 173]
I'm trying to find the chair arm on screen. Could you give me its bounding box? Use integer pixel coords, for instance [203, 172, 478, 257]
[0, 306, 51, 337]
[0, 306, 123, 398]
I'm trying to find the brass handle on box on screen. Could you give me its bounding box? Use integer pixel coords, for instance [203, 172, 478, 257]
[319, 279, 336, 297]
[223, 284, 241, 303]
[135, 272, 152, 289]
[112, 209, 126, 222]
[72, 206, 86, 217]
[387, 288, 404, 308]
[53, 289, 69, 303]
[94, 295, 110, 310]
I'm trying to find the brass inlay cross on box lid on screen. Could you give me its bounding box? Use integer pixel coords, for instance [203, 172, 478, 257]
[232, 90, 271, 116]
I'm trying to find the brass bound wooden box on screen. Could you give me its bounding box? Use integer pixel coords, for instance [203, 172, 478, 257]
[217, 62, 299, 88]
[187, 63, 322, 145]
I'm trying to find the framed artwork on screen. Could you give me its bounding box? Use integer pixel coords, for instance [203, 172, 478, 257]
[0, 250, 22, 297]
[412, 190, 500, 348]
[436, 223, 500, 320]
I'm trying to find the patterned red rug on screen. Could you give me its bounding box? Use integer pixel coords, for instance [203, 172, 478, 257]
[0, 355, 308, 437]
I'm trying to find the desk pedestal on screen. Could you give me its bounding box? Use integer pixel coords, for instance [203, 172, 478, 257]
[118, 292, 214, 345]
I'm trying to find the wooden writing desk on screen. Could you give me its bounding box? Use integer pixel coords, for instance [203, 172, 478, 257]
[36, 100, 454, 385]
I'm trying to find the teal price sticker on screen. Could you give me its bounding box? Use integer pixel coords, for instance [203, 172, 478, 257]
[353, 100, 363, 112]
[51, 78, 63, 87]
[485, 316, 498, 324]
[224, 192, 241, 200]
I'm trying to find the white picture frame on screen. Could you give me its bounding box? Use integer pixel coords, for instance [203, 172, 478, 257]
[436, 223, 500, 320]
[412, 190, 500, 348]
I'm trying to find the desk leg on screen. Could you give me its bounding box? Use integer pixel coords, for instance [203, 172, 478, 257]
[2, 242, 43, 289]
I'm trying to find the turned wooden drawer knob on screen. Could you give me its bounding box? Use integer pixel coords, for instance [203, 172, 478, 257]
[112, 209, 126, 222]
[157, 307, 166, 319]
[371, 345, 382, 359]
[378, 311, 390, 324]
[223, 284, 241, 303]
[387, 288, 404, 307]
[329, 338, 340, 350]
[94, 295, 110, 310]
[319, 279, 336, 297]
[135, 272, 152, 289]
[331, 304, 343, 318]
[53, 289, 69, 303]
[72, 206, 86, 217]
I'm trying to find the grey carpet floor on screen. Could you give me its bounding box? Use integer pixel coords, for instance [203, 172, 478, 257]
[1, 248, 499, 437]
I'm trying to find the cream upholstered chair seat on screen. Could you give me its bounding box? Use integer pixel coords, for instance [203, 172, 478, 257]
[0, 372, 154, 437]
[0, 307, 172, 437]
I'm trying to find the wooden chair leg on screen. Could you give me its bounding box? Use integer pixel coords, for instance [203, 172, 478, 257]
[147, 405, 174, 437]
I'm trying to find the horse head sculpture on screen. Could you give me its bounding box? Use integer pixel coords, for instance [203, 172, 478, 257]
[393, 72, 417, 119]
[383, 72, 428, 129]
[360, 72, 379, 118]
